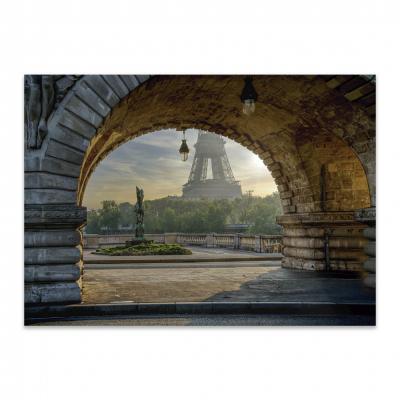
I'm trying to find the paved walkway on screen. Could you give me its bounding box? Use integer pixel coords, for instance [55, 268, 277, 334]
[82, 261, 374, 305]
[83, 262, 277, 304]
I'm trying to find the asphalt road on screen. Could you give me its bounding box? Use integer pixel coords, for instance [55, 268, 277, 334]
[31, 313, 375, 326]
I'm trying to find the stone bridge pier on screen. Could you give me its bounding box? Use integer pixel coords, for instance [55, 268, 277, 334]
[24, 74, 375, 306]
[278, 212, 368, 272]
[24, 205, 86, 304]
[355, 207, 376, 287]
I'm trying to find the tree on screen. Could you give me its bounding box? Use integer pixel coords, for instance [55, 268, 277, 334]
[162, 207, 178, 232]
[246, 193, 283, 234]
[118, 202, 135, 227]
[98, 200, 120, 232]
[89, 192, 283, 235]
[86, 210, 101, 233]
[206, 200, 232, 232]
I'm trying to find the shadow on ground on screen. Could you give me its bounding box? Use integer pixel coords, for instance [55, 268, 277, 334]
[204, 268, 375, 303]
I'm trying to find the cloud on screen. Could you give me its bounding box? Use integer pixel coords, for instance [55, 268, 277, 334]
[83, 130, 276, 208]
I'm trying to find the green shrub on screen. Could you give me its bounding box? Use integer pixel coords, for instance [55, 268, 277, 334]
[93, 243, 192, 256]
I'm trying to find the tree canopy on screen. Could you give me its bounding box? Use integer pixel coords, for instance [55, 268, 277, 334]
[86, 192, 282, 235]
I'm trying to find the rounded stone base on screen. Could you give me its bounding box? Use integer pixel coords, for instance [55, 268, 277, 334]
[282, 256, 363, 272]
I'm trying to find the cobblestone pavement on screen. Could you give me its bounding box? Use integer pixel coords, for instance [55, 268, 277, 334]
[33, 313, 375, 326]
[82, 262, 375, 304]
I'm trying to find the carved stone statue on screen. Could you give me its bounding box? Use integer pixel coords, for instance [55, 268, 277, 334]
[24, 74, 81, 150]
[24, 75, 55, 149]
[134, 186, 145, 239]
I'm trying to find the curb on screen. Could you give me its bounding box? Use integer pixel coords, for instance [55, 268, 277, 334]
[25, 301, 375, 324]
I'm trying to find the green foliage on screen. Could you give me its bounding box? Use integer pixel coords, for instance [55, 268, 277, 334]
[86, 209, 101, 233]
[94, 243, 192, 256]
[85, 192, 283, 235]
[118, 202, 135, 225]
[245, 192, 283, 235]
[98, 200, 120, 232]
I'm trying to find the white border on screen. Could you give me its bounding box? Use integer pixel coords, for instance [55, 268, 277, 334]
[1, 1, 399, 399]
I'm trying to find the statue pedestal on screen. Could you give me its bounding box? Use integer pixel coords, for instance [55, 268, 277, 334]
[125, 238, 152, 246]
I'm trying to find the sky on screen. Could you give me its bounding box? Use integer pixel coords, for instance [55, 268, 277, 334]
[82, 129, 277, 209]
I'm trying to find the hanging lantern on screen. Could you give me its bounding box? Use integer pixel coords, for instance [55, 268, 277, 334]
[179, 131, 190, 161]
[240, 76, 258, 115]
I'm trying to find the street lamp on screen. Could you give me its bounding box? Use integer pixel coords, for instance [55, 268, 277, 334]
[179, 131, 190, 161]
[240, 76, 258, 115]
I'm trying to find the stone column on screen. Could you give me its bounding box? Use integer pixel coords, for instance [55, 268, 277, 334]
[164, 233, 178, 244]
[277, 212, 367, 271]
[355, 207, 376, 288]
[254, 235, 262, 253]
[84, 234, 100, 249]
[206, 233, 216, 248]
[233, 234, 240, 249]
[25, 204, 86, 305]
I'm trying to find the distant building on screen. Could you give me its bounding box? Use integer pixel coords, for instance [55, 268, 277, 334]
[182, 132, 242, 199]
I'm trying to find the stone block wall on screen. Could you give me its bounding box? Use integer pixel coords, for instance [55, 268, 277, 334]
[278, 212, 367, 271]
[355, 207, 376, 287]
[24, 205, 86, 304]
[295, 130, 371, 212]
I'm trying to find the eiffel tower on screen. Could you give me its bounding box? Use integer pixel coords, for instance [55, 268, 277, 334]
[182, 131, 242, 199]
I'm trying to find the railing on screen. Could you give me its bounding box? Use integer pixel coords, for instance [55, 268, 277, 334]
[238, 235, 255, 251]
[261, 235, 283, 253]
[176, 233, 208, 246]
[83, 233, 165, 248]
[83, 233, 282, 253]
[214, 234, 235, 248]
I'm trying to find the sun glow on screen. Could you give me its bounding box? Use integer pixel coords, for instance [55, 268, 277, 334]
[249, 152, 266, 171]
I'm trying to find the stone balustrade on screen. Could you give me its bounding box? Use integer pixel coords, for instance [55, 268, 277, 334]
[176, 233, 208, 246]
[214, 234, 235, 248]
[83, 232, 283, 253]
[83, 233, 166, 248]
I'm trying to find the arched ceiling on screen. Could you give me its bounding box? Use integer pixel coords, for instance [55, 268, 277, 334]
[75, 75, 373, 212]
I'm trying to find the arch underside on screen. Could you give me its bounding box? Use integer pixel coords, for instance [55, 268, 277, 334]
[82, 76, 372, 211]
[24, 74, 376, 304]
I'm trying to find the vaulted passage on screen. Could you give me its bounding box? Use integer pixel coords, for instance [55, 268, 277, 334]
[24, 75, 376, 305]
[75, 76, 374, 211]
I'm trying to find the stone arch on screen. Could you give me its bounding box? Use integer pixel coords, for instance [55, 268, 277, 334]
[31, 75, 374, 209]
[24, 75, 375, 305]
